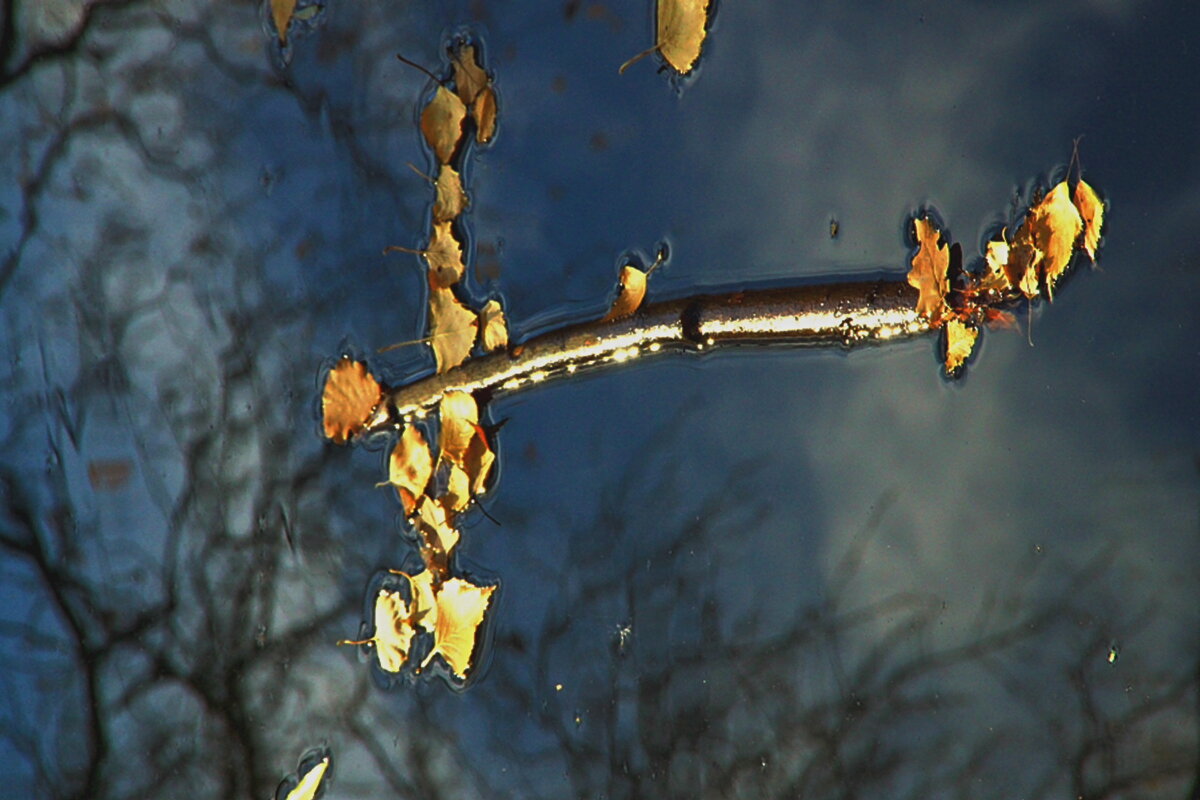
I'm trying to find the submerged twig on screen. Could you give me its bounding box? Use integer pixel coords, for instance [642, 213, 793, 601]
[365, 278, 926, 431]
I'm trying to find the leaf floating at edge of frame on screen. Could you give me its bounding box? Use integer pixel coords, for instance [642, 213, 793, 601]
[943, 318, 979, 376]
[1073, 179, 1105, 260]
[602, 264, 648, 322]
[657, 0, 710, 74]
[907, 216, 951, 325]
[271, 0, 298, 44]
[321, 357, 382, 444]
[421, 86, 467, 165]
[387, 425, 433, 515]
[422, 577, 496, 679]
[281, 755, 330, 800]
[428, 286, 477, 372]
[478, 299, 508, 352]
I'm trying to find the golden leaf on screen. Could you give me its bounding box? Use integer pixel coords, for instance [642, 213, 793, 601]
[602, 264, 648, 322]
[424, 221, 465, 288]
[387, 425, 433, 515]
[442, 462, 472, 513]
[415, 494, 459, 557]
[978, 234, 1012, 293]
[282, 755, 329, 800]
[463, 428, 496, 497]
[452, 44, 489, 106]
[422, 577, 496, 679]
[657, 0, 709, 73]
[478, 299, 508, 352]
[1031, 181, 1083, 299]
[473, 87, 498, 144]
[438, 390, 480, 463]
[338, 587, 416, 673]
[270, 0, 297, 44]
[907, 217, 951, 325]
[321, 357, 382, 444]
[433, 165, 468, 223]
[1073, 180, 1104, 260]
[428, 286, 477, 372]
[406, 569, 438, 633]
[421, 86, 466, 165]
[943, 319, 979, 375]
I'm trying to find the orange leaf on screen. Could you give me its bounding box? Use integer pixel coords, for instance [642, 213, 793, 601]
[270, 0, 297, 44]
[428, 286, 477, 372]
[321, 358, 382, 444]
[386, 425, 433, 515]
[1073, 179, 1104, 260]
[943, 318, 979, 376]
[907, 217, 951, 325]
[421, 86, 466, 165]
[602, 264, 648, 322]
[452, 44, 489, 106]
[422, 577, 496, 679]
[473, 86, 498, 144]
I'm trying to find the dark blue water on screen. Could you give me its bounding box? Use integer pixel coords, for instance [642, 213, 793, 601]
[2, 1, 1198, 798]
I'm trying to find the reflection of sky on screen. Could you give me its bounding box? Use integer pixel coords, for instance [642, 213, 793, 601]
[1, 0, 1198, 797]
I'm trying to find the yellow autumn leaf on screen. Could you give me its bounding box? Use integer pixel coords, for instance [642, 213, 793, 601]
[438, 390, 480, 463]
[907, 217, 951, 324]
[428, 286, 477, 372]
[282, 755, 329, 800]
[478, 299, 508, 352]
[1031, 181, 1083, 299]
[452, 44, 489, 106]
[1073, 179, 1104, 260]
[621, 0, 710, 75]
[978, 233, 1012, 293]
[337, 587, 417, 673]
[321, 357, 382, 444]
[405, 569, 438, 633]
[415, 494, 460, 558]
[424, 221, 465, 288]
[386, 425, 433, 515]
[473, 87, 498, 144]
[422, 577, 496, 679]
[433, 165, 468, 223]
[421, 86, 466, 165]
[463, 429, 495, 497]
[602, 264, 648, 322]
[943, 318, 979, 375]
[270, 0, 297, 44]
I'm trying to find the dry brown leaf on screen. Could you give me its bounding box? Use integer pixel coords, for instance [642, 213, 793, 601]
[602, 264, 648, 322]
[1032, 181, 1083, 299]
[424, 221, 466, 288]
[473, 87, 498, 144]
[907, 217, 951, 325]
[478, 299, 508, 352]
[428, 286, 477, 372]
[387, 425, 433, 515]
[422, 577, 496, 679]
[282, 755, 329, 800]
[433, 165, 468, 223]
[452, 44, 489, 106]
[271, 0, 297, 44]
[321, 357, 382, 444]
[415, 494, 460, 557]
[944, 319, 979, 375]
[421, 86, 467, 165]
[1073, 180, 1104, 260]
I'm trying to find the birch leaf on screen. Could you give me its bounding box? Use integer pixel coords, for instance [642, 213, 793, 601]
[1073, 180, 1105, 260]
[944, 319, 979, 376]
[338, 587, 416, 673]
[452, 44, 489, 106]
[422, 577, 496, 679]
[464, 430, 496, 497]
[979, 234, 1012, 293]
[602, 264, 648, 322]
[387, 425, 433, 515]
[907, 217, 951, 324]
[657, 0, 710, 73]
[406, 569, 438, 633]
[474, 87, 498, 144]
[271, 0, 297, 44]
[478, 299, 508, 352]
[280, 755, 329, 800]
[438, 390, 480, 464]
[415, 494, 460, 558]
[429, 286, 477, 372]
[1032, 181, 1083, 299]
[321, 358, 382, 444]
[421, 86, 466, 165]
[424, 221, 465, 288]
[433, 165, 468, 223]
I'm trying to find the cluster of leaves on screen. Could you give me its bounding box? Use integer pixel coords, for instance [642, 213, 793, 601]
[392, 42, 507, 373]
[907, 172, 1105, 375]
[621, 0, 712, 75]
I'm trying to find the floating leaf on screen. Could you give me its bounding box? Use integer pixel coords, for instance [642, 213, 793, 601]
[421, 86, 467, 165]
[438, 390, 480, 463]
[1033, 182, 1083, 298]
[602, 264, 648, 322]
[424, 221, 466, 288]
[944, 319, 979, 375]
[907, 217, 951, 325]
[433, 166, 468, 223]
[321, 358, 382, 444]
[621, 0, 710, 75]
[478, 299, 508, 352]
[473, 87, 498, 144]
[415, 494, 460, 558]
[452, 44, 489, 106]
[386, 425, 433, 515]
[281, 755, 329, 800]
[422, 577, 496, 679]
[463, 428, 496, 497]
[339, 587, 416, 673]
[428, 286, 477, 372]
[979, 233, 1012, 293]
[271, 0, 297, 44]
[406, 569, 438, 633]
[1073, 180, 1104, 260]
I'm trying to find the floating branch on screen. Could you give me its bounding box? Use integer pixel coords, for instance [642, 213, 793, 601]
[365, 279, 926, 430]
